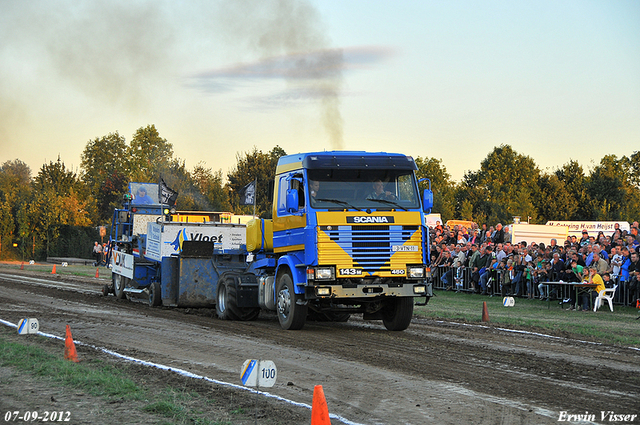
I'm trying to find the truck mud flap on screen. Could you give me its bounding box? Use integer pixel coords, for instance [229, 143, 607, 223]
[225, 273, 260, 308]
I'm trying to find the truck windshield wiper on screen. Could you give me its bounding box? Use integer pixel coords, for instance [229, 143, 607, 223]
[368, 198, 408, 211]
[316, 198, 361, 211]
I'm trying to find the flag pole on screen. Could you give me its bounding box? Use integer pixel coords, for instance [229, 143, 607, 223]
[253, 178, 257, 218]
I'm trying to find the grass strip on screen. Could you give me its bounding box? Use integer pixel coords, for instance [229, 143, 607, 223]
[0, 262, 111, 280]
[0, 334, 241, 425]
[0, 335, 141, 399]
[415, 290, 640, 347]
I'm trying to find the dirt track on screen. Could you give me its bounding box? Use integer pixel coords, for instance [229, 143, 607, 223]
[1, 269, 639, 425]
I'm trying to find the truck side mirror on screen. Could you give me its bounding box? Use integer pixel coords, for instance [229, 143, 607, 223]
[423, 189, 433, 213]
[286, 189, 299, 213]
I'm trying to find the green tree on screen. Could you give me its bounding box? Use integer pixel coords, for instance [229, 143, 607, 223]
[80, 132, 129, 190]
[96, 169, 129, 223]
[31, 158, 91, 258]
[414, 157, 456, 221]
[587, 154, 640, 221]
[0, 160, 32, 258]
[535, 173, 576, 221]
[459, 199, 474, 221]
[555, 160, 590, 220]
[227, 146, 286, 217]
[192, 163, 231, 211]
[16, 204, 31, 260]
[458, 145, 540, 225]
[33, 157, 82, 195]
[80, 132, 129, 223]
[627, 150, 640, 189]
[128, 125, 174, 182]
[456, 170, 488, 225]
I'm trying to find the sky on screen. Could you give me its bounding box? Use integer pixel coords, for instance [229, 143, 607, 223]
[1, 0, 638, 182]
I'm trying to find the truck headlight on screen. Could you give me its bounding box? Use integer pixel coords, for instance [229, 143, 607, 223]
[413, 285, 427, 294]
[407, 266, 425, 278]
[316, 287, 331, 296]
[315, 267, 335, 281]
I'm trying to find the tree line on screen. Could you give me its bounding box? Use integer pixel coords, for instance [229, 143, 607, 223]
[1, 124, 639, 260]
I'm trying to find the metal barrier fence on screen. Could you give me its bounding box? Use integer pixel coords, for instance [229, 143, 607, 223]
[431, 266, 634, 306]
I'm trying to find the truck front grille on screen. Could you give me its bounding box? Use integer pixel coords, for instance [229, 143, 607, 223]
[318, 225, 421, 274]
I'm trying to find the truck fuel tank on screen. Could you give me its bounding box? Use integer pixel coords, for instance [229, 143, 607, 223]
[258, 275, 276, 310]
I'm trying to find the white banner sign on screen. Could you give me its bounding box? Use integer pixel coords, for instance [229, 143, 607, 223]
[145, 222, 246, 261]
[545, 221, 630, 237]
[111, 251, 134, 279]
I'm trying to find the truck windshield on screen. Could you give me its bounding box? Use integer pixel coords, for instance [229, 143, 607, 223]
[307, 169, 420, 210]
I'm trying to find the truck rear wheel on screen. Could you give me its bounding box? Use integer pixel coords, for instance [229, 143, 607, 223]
[382, 297, 414, 331]
[113, 274, 127, 300]
[148, 281, 162, 307]
[276, 272, 307, 330]
[216, 277, 260, 321]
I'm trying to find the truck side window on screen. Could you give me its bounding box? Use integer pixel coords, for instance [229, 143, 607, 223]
[292, 179, 304, 207]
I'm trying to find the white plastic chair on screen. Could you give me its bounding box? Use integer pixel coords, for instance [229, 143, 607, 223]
[593, 284, 618, 312]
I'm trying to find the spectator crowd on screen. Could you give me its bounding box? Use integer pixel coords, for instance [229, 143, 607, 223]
[429, 221, 640, 309]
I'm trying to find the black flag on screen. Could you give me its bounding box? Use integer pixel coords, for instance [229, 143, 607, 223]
[159, 178, 178, 206]
[239, 180, 256, 206]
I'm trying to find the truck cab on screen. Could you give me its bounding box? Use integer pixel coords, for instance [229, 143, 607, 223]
[253, 151, 433, 330]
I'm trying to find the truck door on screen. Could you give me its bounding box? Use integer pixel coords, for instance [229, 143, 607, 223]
[272, 172, 306, 253]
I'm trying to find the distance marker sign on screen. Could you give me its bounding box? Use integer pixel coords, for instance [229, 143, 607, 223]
[241, 359, 277, 388]
[503, 297, 515, 307]
[17, 318, 39, 335]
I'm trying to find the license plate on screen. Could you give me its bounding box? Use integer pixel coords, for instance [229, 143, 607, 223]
[392, 245, 418, 252]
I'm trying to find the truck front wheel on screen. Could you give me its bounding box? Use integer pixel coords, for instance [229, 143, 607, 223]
[276, 273, 307, 330]
[382, 297, 414, 331]
[148, 281, 162, 307]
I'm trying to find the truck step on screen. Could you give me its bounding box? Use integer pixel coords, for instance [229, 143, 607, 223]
[123, 287, 148, 294]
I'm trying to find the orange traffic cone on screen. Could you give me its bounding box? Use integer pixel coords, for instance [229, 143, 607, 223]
[482, 301, 489, 322]
[95, 268, 99, 278]
[311, 385, 331, 425]
[20, 262, 24, 270]
[51, 264, 56, 274]
[636, 299, 640, 309]
[64, 325, 79, 363]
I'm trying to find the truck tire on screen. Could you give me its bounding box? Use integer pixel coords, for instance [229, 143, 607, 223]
[216, 277, 260, 321]
[276, 272, 307, 330]
[113, 274, 127, 300]
[148, 281, 162, 307]
[382, 297, 414, 331]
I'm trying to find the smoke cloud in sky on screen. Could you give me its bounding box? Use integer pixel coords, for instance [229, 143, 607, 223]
[211, 0, 346, 149]
[4, 1, 629, 182]
[0, 0, 180, 158]
[189, 46, 393, 96]
[0, 0, 372, 161]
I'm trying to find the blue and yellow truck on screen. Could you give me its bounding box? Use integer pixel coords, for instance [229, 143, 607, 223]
[105, 151, 433, 331]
